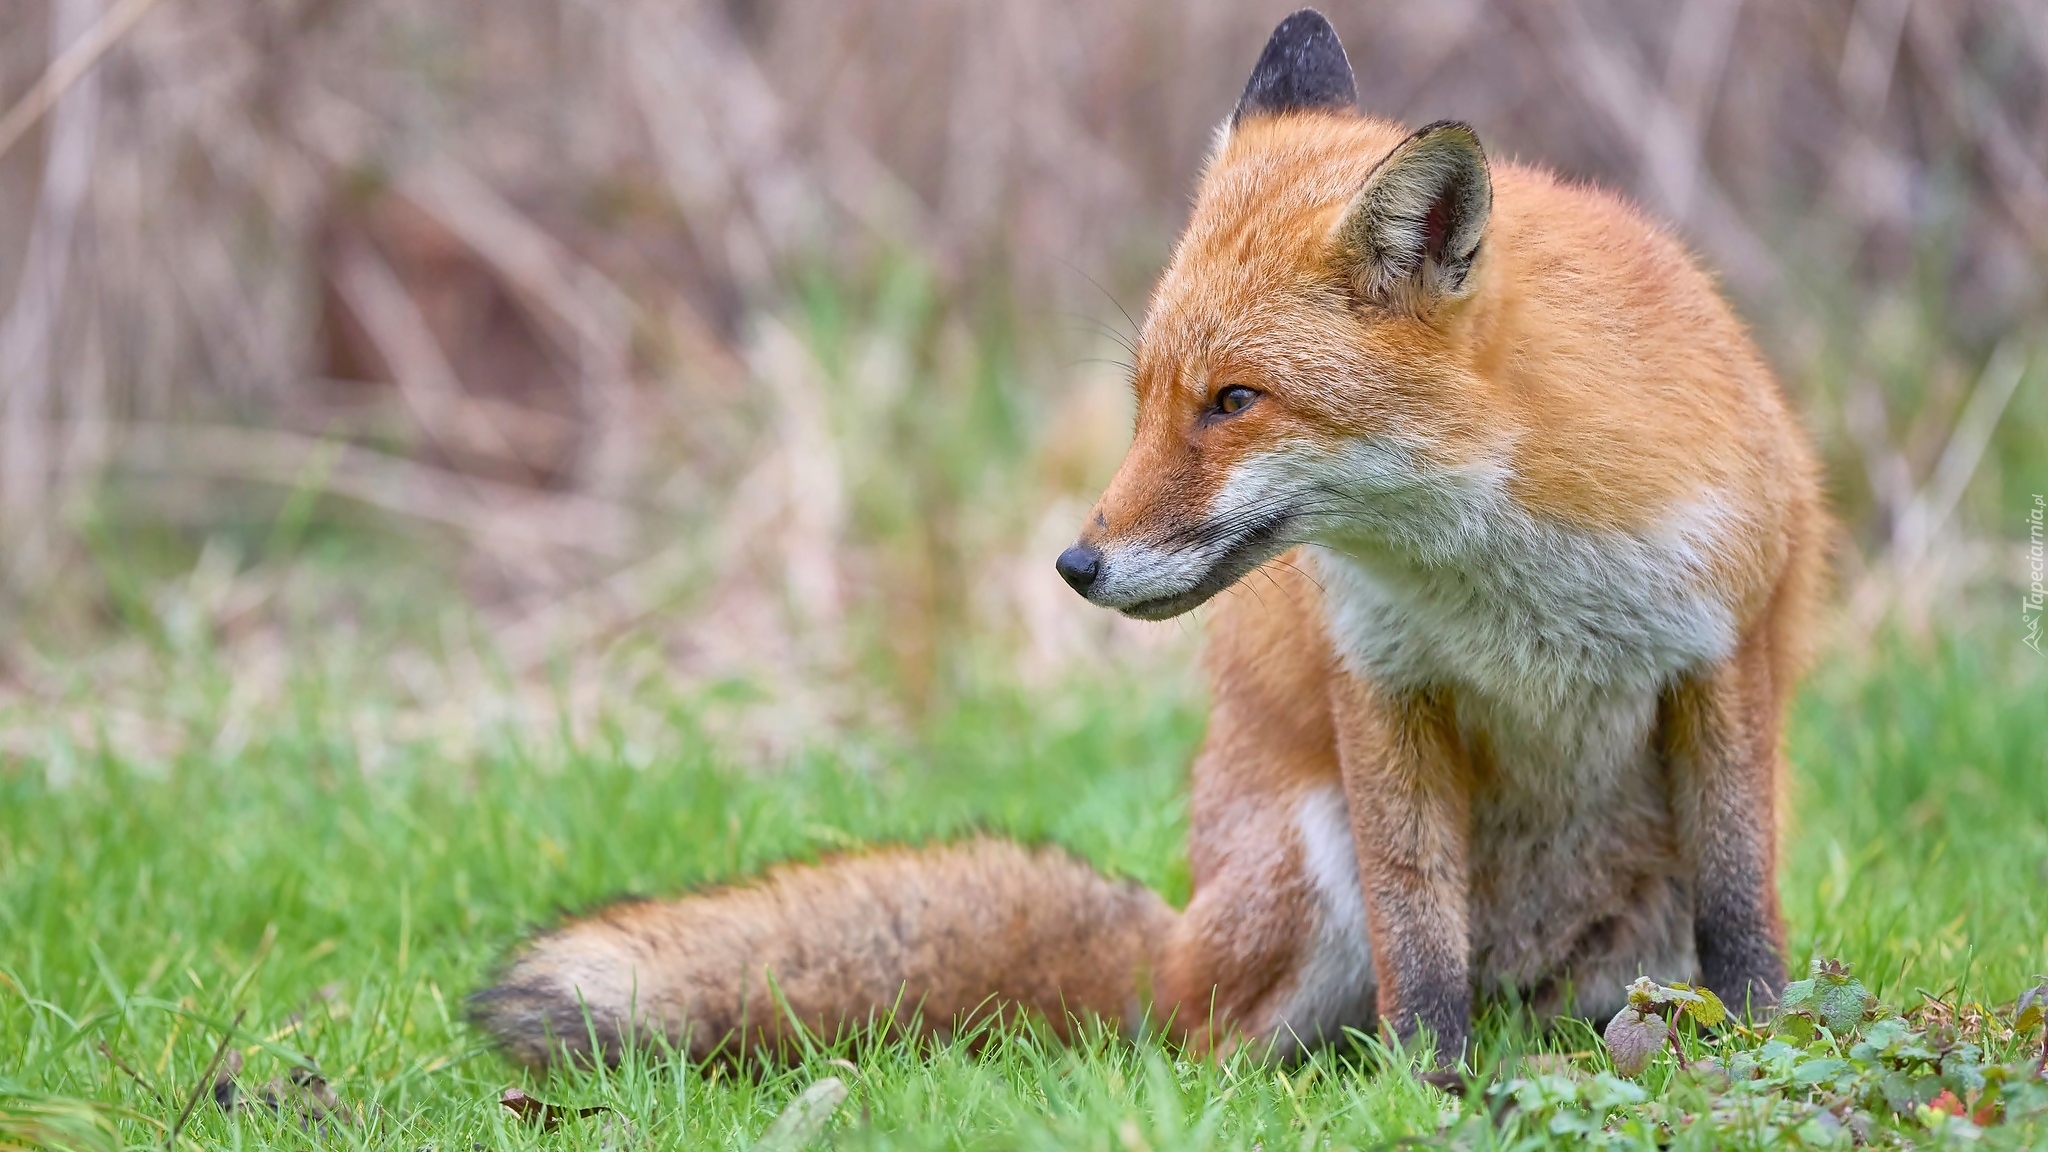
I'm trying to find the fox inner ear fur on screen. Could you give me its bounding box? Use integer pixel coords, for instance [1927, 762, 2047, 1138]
[1234, 9, 1356, 124]
[1333, 121, 1492, 313]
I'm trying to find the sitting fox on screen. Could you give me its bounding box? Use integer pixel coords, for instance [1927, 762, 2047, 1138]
[473, 9, 1826, 1071]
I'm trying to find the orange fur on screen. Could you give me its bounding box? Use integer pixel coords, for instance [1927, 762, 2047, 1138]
[1069, 25, 1826, 1064]
[473, 10, 1828, 1073]
[474, 839, 1170, 1066]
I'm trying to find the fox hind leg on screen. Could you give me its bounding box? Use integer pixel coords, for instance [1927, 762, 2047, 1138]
[1157, 782, 1376, 1060]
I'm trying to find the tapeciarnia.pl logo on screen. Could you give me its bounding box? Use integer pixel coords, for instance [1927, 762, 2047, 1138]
[2025, 494, 2044, 655]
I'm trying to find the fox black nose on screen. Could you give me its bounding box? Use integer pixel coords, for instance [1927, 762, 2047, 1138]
[1055, 544, 1101, 594]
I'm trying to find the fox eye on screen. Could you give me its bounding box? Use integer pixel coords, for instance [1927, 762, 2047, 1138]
[1212, 385, 1259, 416]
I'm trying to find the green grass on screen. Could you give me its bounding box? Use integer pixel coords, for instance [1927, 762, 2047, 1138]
[2, 623, 2045, 1150]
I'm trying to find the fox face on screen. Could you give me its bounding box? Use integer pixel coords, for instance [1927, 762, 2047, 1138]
[1058, 93, 1499, 619]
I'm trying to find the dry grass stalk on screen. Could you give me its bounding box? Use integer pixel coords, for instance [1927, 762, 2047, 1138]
[0, 0, 2041, 711]
[0, 0, 162, 162]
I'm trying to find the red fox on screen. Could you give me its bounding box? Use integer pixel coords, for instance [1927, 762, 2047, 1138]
[473, 9, 1826, 1072]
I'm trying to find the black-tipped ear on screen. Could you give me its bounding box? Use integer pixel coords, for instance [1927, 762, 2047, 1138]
[1234, 9, 1357, 125]
[1332, 120, 1492, 311]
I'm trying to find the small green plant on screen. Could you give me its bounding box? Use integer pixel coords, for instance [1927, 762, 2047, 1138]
[1467, 962, 2048, 1148]
[1604, 975, 1728, 1077]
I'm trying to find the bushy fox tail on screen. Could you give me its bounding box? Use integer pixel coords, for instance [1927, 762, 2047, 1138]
[470, 838, 1174, 1067]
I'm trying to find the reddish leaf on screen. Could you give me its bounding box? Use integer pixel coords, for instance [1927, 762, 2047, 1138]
[1605, 1008, 1671, 1078]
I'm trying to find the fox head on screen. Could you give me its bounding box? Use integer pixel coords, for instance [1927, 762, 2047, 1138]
[1057, 9, 1499, 619]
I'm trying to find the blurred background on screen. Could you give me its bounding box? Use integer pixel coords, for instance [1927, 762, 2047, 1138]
[0, 0, 2043, 765]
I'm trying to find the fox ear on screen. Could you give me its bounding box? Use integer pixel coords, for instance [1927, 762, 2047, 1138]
[1332, 121, 1492, 312]
[1234, 9, 1356, 124]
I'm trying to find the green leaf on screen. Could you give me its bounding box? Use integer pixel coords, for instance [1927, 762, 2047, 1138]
[1942, 1045, 1987, 1095]
[1583, 1074, 1648, 1111]
[1880, 1069, 1943, 1116]
[1792, 1057, 1849, 1084]
[1774, 1013, 1817, 1044]
[1511, 1073, 1583, 1112]
[1780, 977, 1817, 1014]
[1815, 977, 1871, 1033]
[1850, 1016, 1911, 1062]
[1897, 1042, 1942, 1063]
[1757, 1039, 1802, 1063]
[1794, 1111, 1847, 1147]
[1682, 987, 1727, 1028]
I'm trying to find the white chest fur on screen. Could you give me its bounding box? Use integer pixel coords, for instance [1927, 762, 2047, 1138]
[1313, 501, 1736, 720]
[1309, 472, 1739, 803]
[1301, 465, 1725, 1008]
[1223, 438, 1741, 719]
